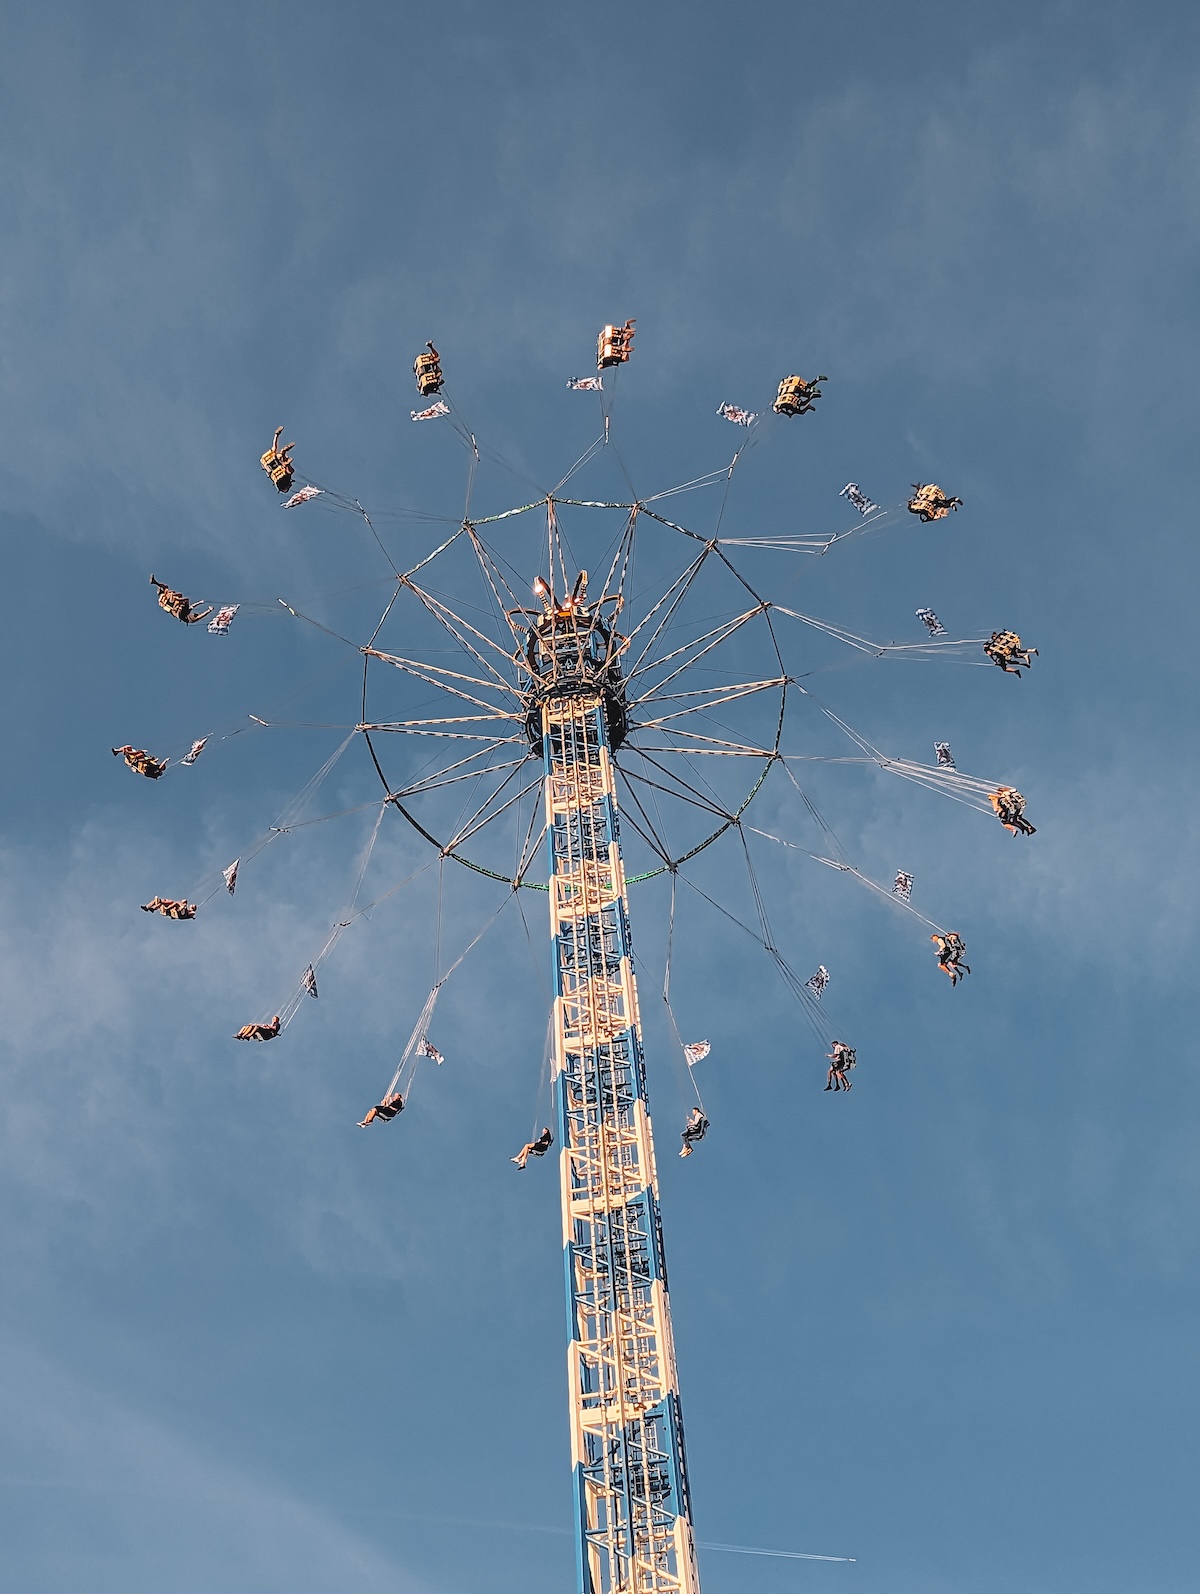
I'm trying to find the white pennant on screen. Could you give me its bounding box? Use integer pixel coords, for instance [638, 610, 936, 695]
[282, 485, 323, 508]
[683, 1040, 711, 1067]
[223, 859, 240, 895]
[208, 605, 239, 636]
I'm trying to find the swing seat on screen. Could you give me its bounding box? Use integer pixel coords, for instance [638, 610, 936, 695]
[597, 321, 635, 369]
[261, 450, 294, 492]
[414, 350, 444, 396]
[773, 375, 819, 416]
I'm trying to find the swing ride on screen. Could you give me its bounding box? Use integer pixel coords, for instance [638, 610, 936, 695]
[122, 322, 1040, 1594]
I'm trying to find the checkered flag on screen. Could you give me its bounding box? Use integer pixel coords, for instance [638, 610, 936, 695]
[805, 965, 830, 999]
[839, 482, 879, 516]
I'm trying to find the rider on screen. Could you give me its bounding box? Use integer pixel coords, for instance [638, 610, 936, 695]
[679, 1106, 709, 1156]
[149, 575, 212, 625]
[260, 427, 296, 493]
[140, 896, 196, 920]
[113, 745, 168, 779]
[234, 1016, 282, 1042]
[931, 932, 970, 985]
[990, 786, 1036, 835]
[907, 483, 963, 521]
[773, 374, 827, 416]
[512, 1127, 554, 1168]
[825, 1041, 856, 1091]
[983, 630, 1037, 675]
[358, 1092, 405, 1127]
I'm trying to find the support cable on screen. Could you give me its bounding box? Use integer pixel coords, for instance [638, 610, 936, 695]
[382, 887, 516, 1103]
[192, 729, 362, 908]
[662, 873, 706, 1111]
[746, 825, 945, 934]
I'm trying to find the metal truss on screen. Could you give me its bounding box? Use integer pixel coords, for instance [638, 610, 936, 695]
[545, 693, 700, 1594]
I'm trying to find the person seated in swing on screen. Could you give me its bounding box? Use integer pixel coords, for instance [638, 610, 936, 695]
[512, 1126, 553, 1168]
[931, 932, 970, 985]
[358, 1091, 405, 1127]
[234, 1015, 282, 1042]
[149, 575, 212, 625]
[679, 1106, 709, 1157]
[907, 483, 963, 521]
[113, 745, 168, 779]
[140, 896, 197, 919]
[983, 630, 1037, 675]
[773, 374, 827, 416]
[825, 1041, 856, 1090]
[414, 342, 444, 395]
[990, 785, 1036, 835]
[260, 426, 296, 493]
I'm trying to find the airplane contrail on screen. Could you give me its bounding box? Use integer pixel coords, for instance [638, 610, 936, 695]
[698, 1539, 856, 1563]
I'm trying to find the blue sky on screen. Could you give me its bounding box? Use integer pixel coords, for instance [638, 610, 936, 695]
[1, 3, 1197, 1590]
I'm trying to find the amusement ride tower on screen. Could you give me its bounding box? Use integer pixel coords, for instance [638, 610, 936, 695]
[354, 470, 797, 1594]
[520, 568, 699, 1594]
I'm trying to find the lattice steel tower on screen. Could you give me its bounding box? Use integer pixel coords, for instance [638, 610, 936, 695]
[514, 566, 701, 1594]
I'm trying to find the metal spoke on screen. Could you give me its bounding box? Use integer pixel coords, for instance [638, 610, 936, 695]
[621, 741, 740, 816]
[366, 729, 520, 741]
[514, 787, 548, 881]
[363, 647, 521, 719]
[364, 712, 523, 733]
[611, 766, 674, 865]
[631, 677, 785, 709]
[404, 578, 525, 691]
[450, 772, 544, 850]
[389, 741, 526, 798]
[622, 551, 712, 677]
[633, 678, 785, 729]
[630, 606, 765, 695]
[396, 756, 530, 801]
[627, 733, 777, 757]
[467, 525, 528, 617]
[615, 758, 732, 823]
[400, 522, 469, 581]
